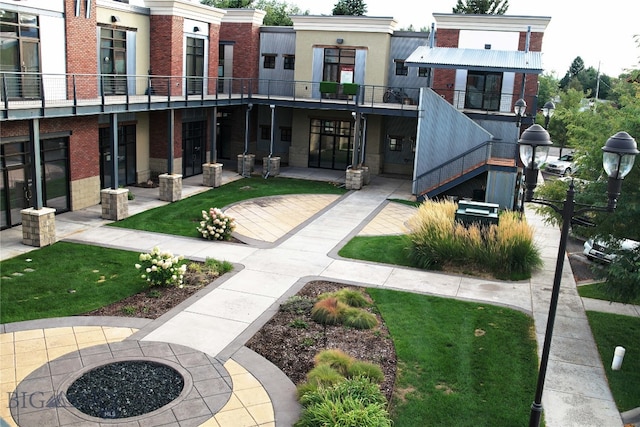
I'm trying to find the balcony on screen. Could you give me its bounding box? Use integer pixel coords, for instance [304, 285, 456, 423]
[0, 72, 422, 121]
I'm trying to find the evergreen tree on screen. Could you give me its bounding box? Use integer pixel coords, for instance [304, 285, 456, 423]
[332, 0, 367, 16]
[452, 0, 509, 14]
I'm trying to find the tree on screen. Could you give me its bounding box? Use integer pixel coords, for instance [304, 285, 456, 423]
[569, 56, 585, 77]
[254, 0, 307, 26]
[201, 0, 253, 7]
[452, 0, 509, 14]
[332, 0, 367, 16]
[532, 79, 640, 302]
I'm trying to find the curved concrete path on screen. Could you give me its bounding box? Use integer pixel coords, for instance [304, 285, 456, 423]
[1, 169, 639, 427]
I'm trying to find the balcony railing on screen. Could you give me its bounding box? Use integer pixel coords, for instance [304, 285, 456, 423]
[0, 72, 424, 119]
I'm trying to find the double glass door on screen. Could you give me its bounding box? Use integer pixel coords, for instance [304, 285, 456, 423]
[308, 119, 353, 170]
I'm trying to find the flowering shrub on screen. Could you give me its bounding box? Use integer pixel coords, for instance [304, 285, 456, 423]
[135, 247, 187, 287]
[197, 208, 236, 241]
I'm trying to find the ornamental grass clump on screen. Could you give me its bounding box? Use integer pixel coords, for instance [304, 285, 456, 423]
[197, 207, 236, 241]
[135, 246, 187, 287]
[408, 200, 541, 279]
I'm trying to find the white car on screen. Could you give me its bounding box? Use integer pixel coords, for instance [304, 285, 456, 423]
[583, 237, 640, 263]
[545, 153, 576, 176]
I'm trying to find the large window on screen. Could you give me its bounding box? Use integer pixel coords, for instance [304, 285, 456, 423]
[323, 48, 355, 99]
[465, 71, 502, 111]
[99, 125, 136, 189]
[308, 118, 353, 170]
[186, 37, 205, 95]
[0, 11, 41, 99]
[100, 28, 127, 95]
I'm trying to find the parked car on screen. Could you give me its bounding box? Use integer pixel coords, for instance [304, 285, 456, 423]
[583, 237, 640, 263]
[545, 153, 576, 176]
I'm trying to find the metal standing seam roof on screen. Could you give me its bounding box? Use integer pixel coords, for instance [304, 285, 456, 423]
[405, 46, 543, 74]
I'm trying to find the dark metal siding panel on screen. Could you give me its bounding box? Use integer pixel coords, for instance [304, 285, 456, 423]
[388, 35, 431, 102]
[259, 31, 296, 96]
[413, 88, 493, 194]
[486, 170, 517, 209]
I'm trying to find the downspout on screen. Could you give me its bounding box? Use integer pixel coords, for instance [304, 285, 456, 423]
[428, 22, 435, 88]
[520, 26, 531, 100]
[265, 104, 275, 178]
[28, 119, 43, 209]
[210, 107, 217, 164]
[167, 109, 174, 175]
[111, 113, 119, 187]
[360, 114, 367, 165]
[242, 103, 253, 177]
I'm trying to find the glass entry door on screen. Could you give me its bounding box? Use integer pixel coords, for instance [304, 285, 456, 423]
[0, 142, 32, 229]
[308, 119, 353, 170]
[182, 121, 206, 177]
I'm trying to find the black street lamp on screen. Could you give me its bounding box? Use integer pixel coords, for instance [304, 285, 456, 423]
[542, 101, 555, 129]
[519, 125, 639, 427]
[515, 98, 527, 128]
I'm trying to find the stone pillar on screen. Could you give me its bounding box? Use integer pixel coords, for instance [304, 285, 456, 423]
[100, 188, 129, 220]
[360, 166, 370, 185]
[345, 168, 364, 190]
[159, 173, 183, 202]
[21, 207, 56, 247]
[203, 163, 223, 188]
[262, 156, 281, 177]
[237, 154, 255, 176]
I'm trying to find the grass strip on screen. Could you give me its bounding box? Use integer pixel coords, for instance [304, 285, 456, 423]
[338, 235, 414, 267]
[585, 311, 640, 412]
[578, 282, 640, 305]
[368, 288, 538, 426]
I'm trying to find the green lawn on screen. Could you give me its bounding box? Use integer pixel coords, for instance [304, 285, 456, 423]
[338, 235, 414, 267]
[0, 242, 145, 323]
[110, 177, 346, 237]
[586, 311, 640, 412]
[369, 288, 538, 426]
[578, 282, 640, 305]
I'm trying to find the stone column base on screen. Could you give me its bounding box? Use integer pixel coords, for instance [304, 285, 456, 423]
[21, 207, 56, 247]
[203, 163, 223, 188]
[159, 174, 183, 202]
[101, 188, 129, 220]
[360, 166, 370, 185]
[262, 156, 281, 177]
[237, 154, 255, 177]
[345, 168, 364, 190]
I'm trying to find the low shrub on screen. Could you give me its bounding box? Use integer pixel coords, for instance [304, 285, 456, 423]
[346, 361, 384, 383]
[341, 307, 378, 330]
[197, 207, 236, 240]
[313, 349, 353, 376]
[408, 200, 541, 279]
[296, 377, 391, 427]
[311, 297, 347, 325]
[319, 288, 370, 308]
[280, 295, 315, 315]
[135, 246, 187, 287]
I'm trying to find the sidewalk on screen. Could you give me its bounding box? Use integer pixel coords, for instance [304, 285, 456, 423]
[1, 167, 639, 427]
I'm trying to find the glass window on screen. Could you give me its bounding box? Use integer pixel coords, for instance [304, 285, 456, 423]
[283, 55, 295, 70]
[280, 127, 292, 142]
[418, 67, 429, 77]
[465, 71, 502, 111]
[395, 60, 408, 76]
[388, 136, 403, 151]
[263, 54, 276, 69]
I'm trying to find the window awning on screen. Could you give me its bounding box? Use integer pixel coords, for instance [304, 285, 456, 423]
[405, 46, 543, 74]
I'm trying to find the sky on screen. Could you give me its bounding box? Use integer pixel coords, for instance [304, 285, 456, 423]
[289, 0, 640, 77]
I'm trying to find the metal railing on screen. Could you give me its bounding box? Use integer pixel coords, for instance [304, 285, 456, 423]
[0, 72, 424, 117]
[415, 140, 518, 197]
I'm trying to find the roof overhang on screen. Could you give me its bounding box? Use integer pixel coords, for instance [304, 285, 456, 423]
[405, 46, 543, 74]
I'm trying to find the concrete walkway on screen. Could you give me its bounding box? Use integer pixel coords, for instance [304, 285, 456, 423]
[1, 168, 639, 427]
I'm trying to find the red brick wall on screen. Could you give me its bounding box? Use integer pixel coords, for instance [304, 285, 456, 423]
[208, 24, 220, 94]
[220, 22, 260, 81]
[149, 111, 183, 160]
[432, 69, 457, 103]
[436, 28, 460, 47]
[64, 0, 98, 98]
[518, 31, 543, 52]
[0, 117, 99, 180]
[150, 15, 184, 96]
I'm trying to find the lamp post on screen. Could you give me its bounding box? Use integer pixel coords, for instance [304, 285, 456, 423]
[515, 98, 527, 128]
[519, 125, 639, 427]
[542, 101, 555, 129]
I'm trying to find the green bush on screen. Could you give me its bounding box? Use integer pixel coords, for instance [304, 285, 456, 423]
[311, 297, 347, 325]
[341, 307, 378, 330]
[408, 200, 541, 279]
[314, 349, 353, 376]
[296, 377, 391, 427]
[297, 364, 344, 398]
[280, 295, 315, 314]
[346, 361, 384, 383]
